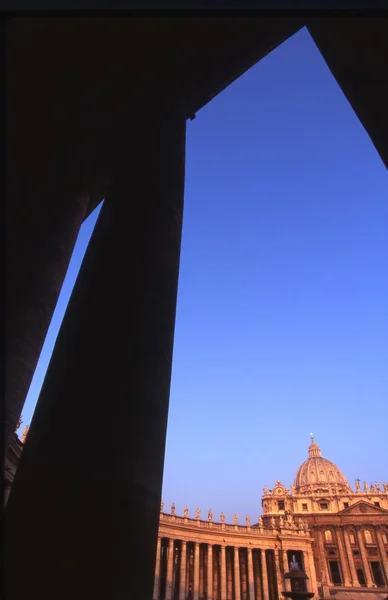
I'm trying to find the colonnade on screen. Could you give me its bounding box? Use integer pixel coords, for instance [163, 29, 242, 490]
[153, 538, 312, 600]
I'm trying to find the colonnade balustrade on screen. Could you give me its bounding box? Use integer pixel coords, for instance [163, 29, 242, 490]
[153, 537, 311, 600]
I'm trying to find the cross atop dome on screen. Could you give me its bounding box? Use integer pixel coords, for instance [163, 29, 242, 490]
[308, 434, 322, 458]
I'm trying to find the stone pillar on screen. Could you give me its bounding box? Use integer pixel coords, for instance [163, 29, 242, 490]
[4, 101, 187, 600]
[306, 550, 318, 597]
[317, 529, 331, 585]
[247, 548, 255, 600]
[376, 527, 388, 584]
[194, 543, 200, 600]
[282, 550, 291, 592]
[302, 551, 313, 593]
[261, 550, 269, 600]
[356, 527, 374, 587]
[273, 548, 282, 598]
[234, 547, 241, 600]
[343, 527, 360, 586]
[207, 545, 213, 600]
[220, 545, 227, 599]
[336, 527, 351, 586]
[166, 539, 175, 600]
[153, 537, 162, 600]
[179, 541, 187, 600]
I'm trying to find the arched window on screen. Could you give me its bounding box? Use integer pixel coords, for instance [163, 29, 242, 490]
[311, 471, 316, 482]
[329, 470, 334, 481]
[320, 470, 326, 481]
[364, 530, 373, 544]
[325, 530, 333, 543]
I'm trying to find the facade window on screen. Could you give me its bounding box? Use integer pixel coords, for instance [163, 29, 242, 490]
[328, 548, 336, 556]
[302, 503, 308, 511]
[357, 568, 366, 586]
[324, 530, 333, 543]
[350, 533, 356, 545]
[364, 530, 373, 545]
[329, 561, 342, 586]
[382, 532, 388, 545]
[278, 500, 285, 511]
[353, 550, 360, 557]
[320, 502, 329, 510]
[374, 502, 380, 507]
[371, 562, 385, 587]
[343, 502, 349, 508]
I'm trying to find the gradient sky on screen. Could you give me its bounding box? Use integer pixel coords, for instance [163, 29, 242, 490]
[20, 27, 387, 525]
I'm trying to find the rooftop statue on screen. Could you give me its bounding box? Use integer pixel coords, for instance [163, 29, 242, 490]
[220, 512, 225, 524]
[208, 509, 213, 521]
[246, 516, 251, 526]
[195, 508, 200, 519]
[183, 505, 188, 518]
[171, 503, 176, 515]
[233, 514, 238, 525]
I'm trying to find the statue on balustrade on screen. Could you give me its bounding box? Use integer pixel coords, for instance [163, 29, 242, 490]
[233, 514, 238, 525]
[258, 517, 263, 528]
[263, 485, 269, 494]
[383, 482, 388, 492]
[220, 512, 225, 524]
[246, 516, 251, 526]
[370, 484, 376, 492]
[364, 481, 369, 493]
[195, 508, 200, 520]
[171, 503, 176, 515]
[208, 509, 213, 521]
[355, 479, 361, 492]
[184, 505, 188, 517]
[375, 482, 381, 492]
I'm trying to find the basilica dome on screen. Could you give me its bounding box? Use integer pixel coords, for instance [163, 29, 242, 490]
[293, 437, 351, 492]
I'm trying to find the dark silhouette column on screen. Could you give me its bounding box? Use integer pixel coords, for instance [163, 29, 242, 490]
[5, 98, 186, 600]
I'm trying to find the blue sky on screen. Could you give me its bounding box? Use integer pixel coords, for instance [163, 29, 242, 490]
[20, 27, 387, 524]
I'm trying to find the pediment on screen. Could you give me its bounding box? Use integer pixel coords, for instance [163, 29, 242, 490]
[339, 500, 388, 515]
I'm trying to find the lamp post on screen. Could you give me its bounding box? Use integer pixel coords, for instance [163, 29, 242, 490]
[282, 556, 315, 600]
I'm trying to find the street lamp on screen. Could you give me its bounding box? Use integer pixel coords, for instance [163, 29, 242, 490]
[282, 555, 315, 600]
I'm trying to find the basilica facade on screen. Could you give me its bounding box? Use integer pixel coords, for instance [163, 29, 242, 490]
[5, 432, 388, 600]
[155, 438, 388, 600]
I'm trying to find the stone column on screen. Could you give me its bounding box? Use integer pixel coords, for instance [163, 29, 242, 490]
[302, 551, 313, 593]
[273, 548, 283, 598]
[247, 548, 256, 600]
[376, 527, 388, 584]
[306, 550, 318, 597]
[153, 537, 162, 600]
[194, 543, 200, 600]
[179, 541, 187, 600]
[317, 529, 331, 585]
[261, 550, 270, 600]
[207, 544, 213, 600]
[342, 527, 360, 586]
[165, 539, 175, 600]
[282, 550, 291, 591]
[4, 100, 187, 600]
[221, 545, 227, 599]
[336, 527, 351, 586]
[234, 547, 241, 600]
[356, 527, 374, 587]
